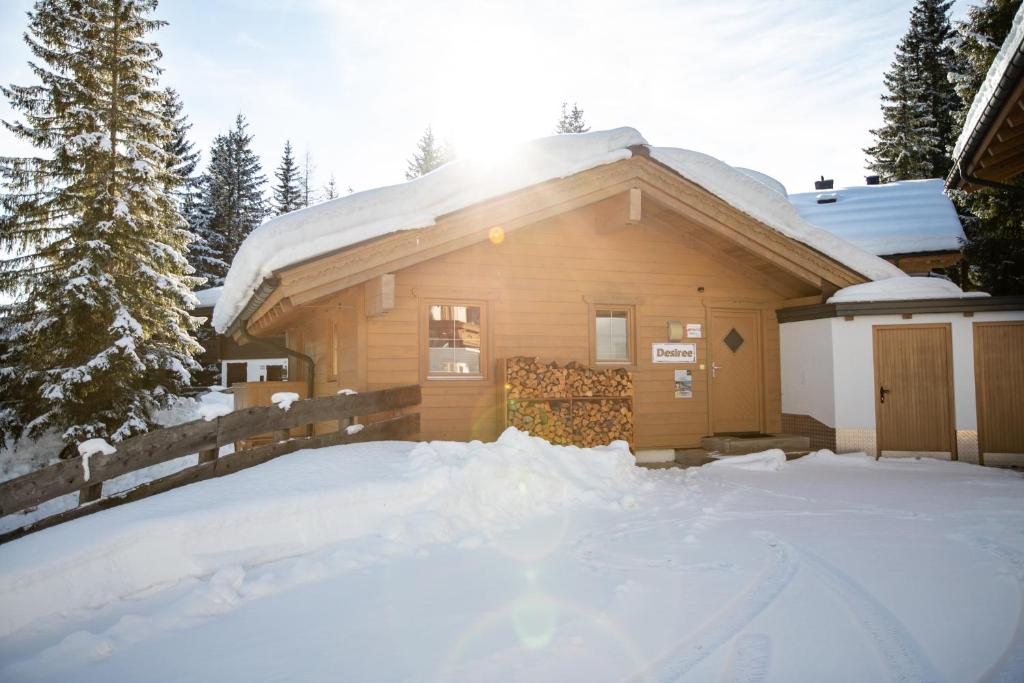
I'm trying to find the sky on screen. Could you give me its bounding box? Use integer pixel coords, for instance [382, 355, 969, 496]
[0, 0, 973, 197]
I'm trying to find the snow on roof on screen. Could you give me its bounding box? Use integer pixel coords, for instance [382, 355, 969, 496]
[953, 4, 1024, 160]
[735, 168, 788, 197]
[826, 277, 990, 304]
[214, 128, 904, 332]
[648, 148, 905, 281]
[193, 286, 223, 308]
[788, 179, 965, 257]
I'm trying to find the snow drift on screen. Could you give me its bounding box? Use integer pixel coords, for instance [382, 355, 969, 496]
[827, 277, 991, 303]
[0, 429, 641, 638]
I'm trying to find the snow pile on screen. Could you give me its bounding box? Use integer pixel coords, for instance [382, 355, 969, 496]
[789, 179, 965, 256]
[77, 438, 116, 481]
[0, 428, 644, 638]
[649, 148, 906, 282]
[954, 4, 1024, 159]
[706, 449, 787, 472]
[827, 277, 991, 303]
[344, 423, 364, 435]
[214, 128, 905, 332]
[213, 128, 643, 331]
[196, 391, 234, 421]
[271, 392, 300, 411]
[337, 388, 358, 395]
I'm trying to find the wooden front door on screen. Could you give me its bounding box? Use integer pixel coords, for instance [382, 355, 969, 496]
[709, 308, 763, 434]
[974, 321, 1024, 458]
[872, 324, 955, 455]
[225, 362, 247, 386]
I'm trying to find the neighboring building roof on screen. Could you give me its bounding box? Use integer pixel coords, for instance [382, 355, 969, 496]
[948, 4, 1024, 189]
[788, 179, 964, 257]
[826, 276, 988, 304]
[193, 286, 223, 309]
[213, 128, 905, 333]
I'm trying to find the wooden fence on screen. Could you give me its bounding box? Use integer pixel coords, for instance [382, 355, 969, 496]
[0, 384, 421, 544]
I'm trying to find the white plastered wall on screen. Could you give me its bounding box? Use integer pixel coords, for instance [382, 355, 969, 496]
[781, 310, 1024, 461]
[221, 358, 290, 383]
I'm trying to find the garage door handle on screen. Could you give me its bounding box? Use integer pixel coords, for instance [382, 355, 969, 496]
[880, 386, 890, 403]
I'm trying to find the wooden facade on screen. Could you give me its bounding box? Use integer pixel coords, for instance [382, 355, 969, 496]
[232, 155, 866, 450]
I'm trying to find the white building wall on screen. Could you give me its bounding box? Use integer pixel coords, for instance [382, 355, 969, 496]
[781, 309, 1024, 461]
[780, 318, 835, 427]
[222, 358, 290, 383]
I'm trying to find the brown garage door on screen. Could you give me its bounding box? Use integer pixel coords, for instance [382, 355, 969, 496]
[873, 324, 956, 456]
[974, 321, 1024, 460]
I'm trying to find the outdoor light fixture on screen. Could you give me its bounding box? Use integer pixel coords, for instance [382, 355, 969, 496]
[668, 321, 684, 342]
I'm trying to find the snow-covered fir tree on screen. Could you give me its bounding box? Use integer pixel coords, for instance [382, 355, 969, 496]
[949, 0, 1024, 295]
[323, 173, 339, 200]
[555, 102, 590, 134]
[188, 114, 267, 287]
[406, 125, 452, 179]
[864, 0, 961, 181]
[161, 87, 200, 216]
[0, 0, 203, 453]
[272, 140, 303, 214]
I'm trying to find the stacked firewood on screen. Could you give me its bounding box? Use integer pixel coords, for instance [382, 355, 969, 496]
[572, 400, 633, 447]
[503, 357, 634, 448]
[506, 400, 572, 445]
[504, 357, 569, 398]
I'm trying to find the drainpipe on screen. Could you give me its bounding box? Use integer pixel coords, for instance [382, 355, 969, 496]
[957, 163, 1024, 196]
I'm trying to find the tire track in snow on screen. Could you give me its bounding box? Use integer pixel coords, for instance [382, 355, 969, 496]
[797, 547, 941, 683]
[969, 537, 1024, 683]
[717, 633, 771, 683]
[630, 533, 797, 683]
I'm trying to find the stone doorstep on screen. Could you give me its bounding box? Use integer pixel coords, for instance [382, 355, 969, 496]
[700, 433, 810, 455]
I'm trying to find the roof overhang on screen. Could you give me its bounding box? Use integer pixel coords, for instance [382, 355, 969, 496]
[235, 155, 872, 338]
[777, 295, 1024, 323]
[948, 28, 1024, 191]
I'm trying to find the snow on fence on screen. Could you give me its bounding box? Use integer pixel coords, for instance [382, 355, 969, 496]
[0, 385, 422, 544]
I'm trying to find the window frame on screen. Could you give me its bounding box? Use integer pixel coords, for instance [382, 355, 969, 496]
[589, 303, 636, 367]
[420, 299, 489, 382]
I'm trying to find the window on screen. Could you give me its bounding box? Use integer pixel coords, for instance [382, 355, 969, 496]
[594, 306, 633, 364]
[425, 302, 485, 378]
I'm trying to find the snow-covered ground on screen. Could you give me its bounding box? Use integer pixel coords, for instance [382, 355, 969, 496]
[1, 430, 1022, 682]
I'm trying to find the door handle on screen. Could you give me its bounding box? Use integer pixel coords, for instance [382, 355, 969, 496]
[711, 362, 721, 378]
[879, 386, 890, 403]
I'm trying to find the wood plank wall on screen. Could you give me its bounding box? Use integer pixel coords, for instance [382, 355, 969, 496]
[284, 203, 788, 448]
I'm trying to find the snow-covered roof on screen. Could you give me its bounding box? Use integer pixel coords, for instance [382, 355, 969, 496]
[826, 277, 990, 304]
[788, 179, 964, 257]
[214, 128, 905, 332]
[953, 4, 1024, 161]
[193, 286, 223, 308]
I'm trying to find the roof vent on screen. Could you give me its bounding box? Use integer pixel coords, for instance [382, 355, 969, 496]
[814, 175, 833, 190]
[865, 175, 880, 186]
[816, 192, 838, 204]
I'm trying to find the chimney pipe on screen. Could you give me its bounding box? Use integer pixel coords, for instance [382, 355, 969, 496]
[865, 175, 880, 186]
[814, 175, 834, 190]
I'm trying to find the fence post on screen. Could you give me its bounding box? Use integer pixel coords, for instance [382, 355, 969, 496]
[79, 482, 102, 504]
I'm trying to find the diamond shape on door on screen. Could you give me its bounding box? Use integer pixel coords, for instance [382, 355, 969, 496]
[724, 328, 744, 353]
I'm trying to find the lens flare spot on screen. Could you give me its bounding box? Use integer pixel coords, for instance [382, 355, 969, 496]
[511, 595, 558, 650]
[488, 226, 505, 244]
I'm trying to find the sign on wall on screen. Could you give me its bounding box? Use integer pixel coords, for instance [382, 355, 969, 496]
[652, 342, 696, 364]
[674, 370, 693, 398]
[686, 323, 703, 338]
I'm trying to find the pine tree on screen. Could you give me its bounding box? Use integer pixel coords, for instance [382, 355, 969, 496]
[188, 114, 267, 287]
[555, 102, 590, 134]
[949, 0, 1024, 295]
[323, 173, 339, 201]
[0, 0, 203, 452]
[865, 0, 961, 181]
[161, 87, 199, 214]
[406, 125, 452, 179]
[272, 140, 302, 214]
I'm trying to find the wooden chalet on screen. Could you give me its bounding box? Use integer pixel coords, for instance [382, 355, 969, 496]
[214, 134, 892, 459]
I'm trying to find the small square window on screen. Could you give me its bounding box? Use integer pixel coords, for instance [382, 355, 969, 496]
[594, 307, 632, 364]
[426, 303, 484, 378]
